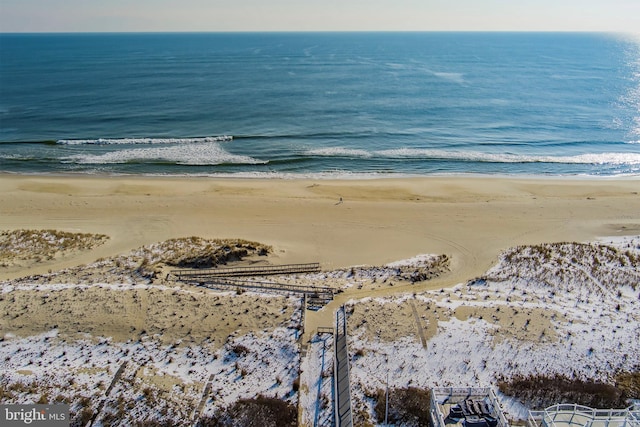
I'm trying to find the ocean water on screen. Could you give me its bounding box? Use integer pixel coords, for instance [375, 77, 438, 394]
[1, 32, 639, 177]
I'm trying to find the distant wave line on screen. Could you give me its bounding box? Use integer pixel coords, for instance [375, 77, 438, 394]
[63, 157, 269, 166]
[62, 159, 270, 167]
[3, 134, 637, 146]
[2, 133, 388, 145]
[232, 131, 413, 141]
[56, 136, 233, 145]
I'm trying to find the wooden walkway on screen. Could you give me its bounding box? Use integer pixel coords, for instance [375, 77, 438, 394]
[173, 263, 334, 308]
[175, 274, 336, 309]
[409, 300, 428, 349]
[192, 373, 215, 423]
[173, 263, 321, 280]
[88, 361, 128, 426]
[334, 306, 353, 427]
[182, 276, 334, 297]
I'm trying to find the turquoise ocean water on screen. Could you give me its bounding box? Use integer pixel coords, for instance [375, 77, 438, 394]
[1, 32, 639, 177]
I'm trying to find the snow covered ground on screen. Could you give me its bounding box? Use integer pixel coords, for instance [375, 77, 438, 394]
[299, 333, 335, 426]
[1, 290, 302, 426]
[1, 236, 638, 426]
[346, 236, 640, 424]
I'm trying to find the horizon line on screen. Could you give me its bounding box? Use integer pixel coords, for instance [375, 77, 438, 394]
[1, 29, 634, 35]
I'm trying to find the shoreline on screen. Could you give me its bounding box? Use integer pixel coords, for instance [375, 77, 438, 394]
[1, 174, 639, 283]
[3, 170, 640, 181]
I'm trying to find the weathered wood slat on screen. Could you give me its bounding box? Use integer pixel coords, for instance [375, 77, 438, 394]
[184, 276, 333, 295]
[173, 263, 321, 279]
[173, 263, 333, 308]
[176, 276, 335, 311]
[334, 306, 353, 427]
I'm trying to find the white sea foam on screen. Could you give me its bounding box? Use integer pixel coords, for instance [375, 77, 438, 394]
[0, 154, 34, 160]
[308, 146, 640, 165]
[56, 136, 233, 145]
[433, 71, 466, 84]
[305, 147, 373, 158]
[66, 142, 266, 165]
[186, 171, 404, 180]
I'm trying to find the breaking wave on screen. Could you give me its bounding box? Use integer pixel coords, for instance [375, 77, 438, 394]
[56, 136, 233, 145]
[65, 142, 265, 166]
[306, 147, 640, 165]
[306, 147, 373, 158]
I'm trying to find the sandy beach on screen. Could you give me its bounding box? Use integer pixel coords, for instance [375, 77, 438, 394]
[2, 174, 639, 283]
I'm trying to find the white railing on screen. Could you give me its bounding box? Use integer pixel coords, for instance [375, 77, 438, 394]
[528, 403, 640, 427]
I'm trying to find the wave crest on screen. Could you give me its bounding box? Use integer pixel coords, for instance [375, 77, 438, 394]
[65, 142, 265, 166]
[306, 147, 373, 158]
[308, 146, 640, 165]
[57, 136, 233, 145]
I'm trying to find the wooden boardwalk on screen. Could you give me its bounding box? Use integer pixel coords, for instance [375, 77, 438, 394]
[334, 306, 353, 427]
[89, 361, 128, 426]
[192, 373, 215, 423]
[174, 273, 336, 309]
[173, 263, 321, 280]
[409, 300, 428, 349]
[181, 276, 334, 297]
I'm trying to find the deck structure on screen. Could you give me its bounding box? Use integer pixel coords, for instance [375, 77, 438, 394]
[430, 387, 509, 427]
[528, 404, 640, 427]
